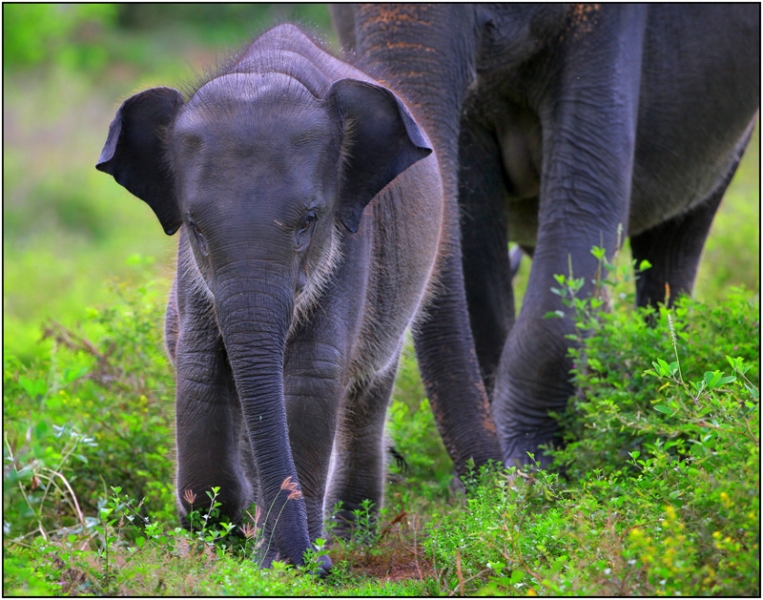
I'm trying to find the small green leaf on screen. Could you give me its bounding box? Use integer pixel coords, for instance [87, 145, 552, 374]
[510, 569, 525, 584]
[652, 358, 673, 377]
[487, 560, 505, 574]
[704, 371, 724, 390]
[18, 376, 47, 399]
[543, 310, 565, 319]
[654, 404, 672, 414]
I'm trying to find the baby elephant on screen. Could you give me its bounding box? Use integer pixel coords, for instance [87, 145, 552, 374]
[96, 24, 444, 573]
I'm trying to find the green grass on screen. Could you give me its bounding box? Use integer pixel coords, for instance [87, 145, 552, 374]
[3, 7, 760, 596]
[4, 283, 759, 596]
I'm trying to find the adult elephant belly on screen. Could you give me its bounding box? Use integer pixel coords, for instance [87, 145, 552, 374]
[629, 3, 759, 236]
[493, 102, 754, 251]
[498, 111, 756, 251]
[628, 112, 757, 238]
[499, 104, 542, 251]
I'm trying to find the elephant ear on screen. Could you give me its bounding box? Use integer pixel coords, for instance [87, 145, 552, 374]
[96, 87, 184, 235]
[327, 78, 432, 233]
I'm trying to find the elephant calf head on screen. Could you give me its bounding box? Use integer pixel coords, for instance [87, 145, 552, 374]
[97, 70, 429, 307]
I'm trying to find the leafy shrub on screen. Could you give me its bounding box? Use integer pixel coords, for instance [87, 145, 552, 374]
[4, 280, 176, 545]
[555, 289, 759, 595]
[423, 256, 759, 596]
[3, 269, 758, 595]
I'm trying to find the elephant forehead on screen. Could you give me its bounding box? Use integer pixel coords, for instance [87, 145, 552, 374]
[176, 136, 335, 204]
[174, 86, 335, 164]
[177, 73, 332, 143]
[189, 72, 315, 107]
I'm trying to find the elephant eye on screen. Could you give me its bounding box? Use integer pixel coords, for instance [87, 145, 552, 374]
[299, 212, 317, 232]
[295, 210, 317, 250]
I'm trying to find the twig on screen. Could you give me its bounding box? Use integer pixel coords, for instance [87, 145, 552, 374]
[379, 510, 407, 539]
[42, 320, 105, 359]
[412, 515, 423, 580]
[448, 568, 492, 597]
[396, 519, 425, 578]
[502, 524, 543, 585]
[456, 548, 464, 596]
[42, 470, 87, 533]
[741, 417, 759, 444]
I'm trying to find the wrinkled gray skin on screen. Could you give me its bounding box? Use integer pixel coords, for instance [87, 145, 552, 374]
[96, 24, 450, 574]
[331, 4, 760, 467]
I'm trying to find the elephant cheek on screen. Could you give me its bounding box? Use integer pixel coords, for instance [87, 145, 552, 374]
[296, 269, 308, 296]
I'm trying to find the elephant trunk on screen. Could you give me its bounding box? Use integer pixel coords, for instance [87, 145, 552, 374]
[351, 4, 476, 167]
[213, 261, 310, 565]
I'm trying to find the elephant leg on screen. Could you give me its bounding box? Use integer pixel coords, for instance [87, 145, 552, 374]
[283, 337, 345, 544]
[459, 121, 514, 398]
[631, 126, 754, 307]
[412, 236, 503, 475]
[329, 4, 357, 52]
[492, 5, 647, 468]
[411, 155, 503, 474]
[174, 301, 253, 528]
[326, 356, 400, 539]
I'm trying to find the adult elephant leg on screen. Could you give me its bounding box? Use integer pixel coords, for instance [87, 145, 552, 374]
[326, 356, 399, 538]
[413, 222, 503, 474]
[631, 123, 755, 308]
[329, 3, 357, 51]
[459, 121, 514, 398]
[493, 5, 647, 468]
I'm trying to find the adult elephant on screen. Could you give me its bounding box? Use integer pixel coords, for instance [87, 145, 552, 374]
[331, 4, 760, 467]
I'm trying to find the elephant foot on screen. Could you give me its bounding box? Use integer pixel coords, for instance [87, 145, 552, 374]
[493, 382, 567, 471]
[501, 429, 561, 470]
[328, 503, 379, 543]
[309, 553, 333, 579]
[256, 544, 333, 578]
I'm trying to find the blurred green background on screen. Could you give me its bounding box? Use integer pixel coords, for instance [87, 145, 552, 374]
[3, 3, 760, 364]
